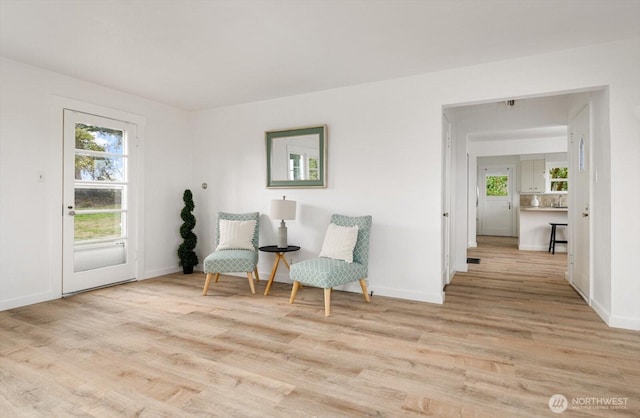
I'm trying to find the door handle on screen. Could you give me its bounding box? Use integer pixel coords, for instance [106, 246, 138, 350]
[508, 202, 512, 210]
[69, 210, 76, 216]
[582, 212, 589, 218]
[442, 213, 449, 217]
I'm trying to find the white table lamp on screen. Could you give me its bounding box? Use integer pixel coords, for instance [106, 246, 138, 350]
[271, 196, 296, 248]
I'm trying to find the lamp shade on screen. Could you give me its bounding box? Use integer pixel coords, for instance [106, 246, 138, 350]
[271, 198, 296, 220]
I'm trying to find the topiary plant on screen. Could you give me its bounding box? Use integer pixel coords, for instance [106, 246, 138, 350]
[177, 189, 198, 274]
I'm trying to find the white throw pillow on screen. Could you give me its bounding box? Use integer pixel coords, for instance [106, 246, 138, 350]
[319, 223, 359, 263]
[216, 219, 257, 251]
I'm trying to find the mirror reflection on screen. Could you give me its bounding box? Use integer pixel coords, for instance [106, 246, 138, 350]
[266, 126, 326, 188]
[270, 134, 320, 181]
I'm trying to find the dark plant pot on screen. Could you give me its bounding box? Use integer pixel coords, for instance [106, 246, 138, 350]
[183, 265, 194, 275]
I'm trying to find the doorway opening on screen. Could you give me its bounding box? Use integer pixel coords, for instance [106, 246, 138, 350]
[443, 87, 608, 309]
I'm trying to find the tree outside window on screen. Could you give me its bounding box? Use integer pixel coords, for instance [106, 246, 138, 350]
[548, 164, 568, 192]
[486, 175, 509, 196]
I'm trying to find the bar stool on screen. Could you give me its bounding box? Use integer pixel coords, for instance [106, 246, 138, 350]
[548, 223, 568, 254]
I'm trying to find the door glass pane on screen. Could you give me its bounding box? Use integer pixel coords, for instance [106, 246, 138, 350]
[75, 187, 123, 210]
[486, 175, 509, 196]
[74, 212, 123, 241]
[75, 155, 125, 181]
[76, 124, 123, 154]
[75, 241, 126, 273]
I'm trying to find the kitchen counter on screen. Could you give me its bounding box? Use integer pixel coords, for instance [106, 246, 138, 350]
[520, 206, 568, 212]
[519, 207, 568, 252]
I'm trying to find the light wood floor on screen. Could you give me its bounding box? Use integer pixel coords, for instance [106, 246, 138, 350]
[1, 238, 639, 417]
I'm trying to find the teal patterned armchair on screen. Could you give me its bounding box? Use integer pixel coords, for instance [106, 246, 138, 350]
[202, 212, 260, 295]
[289, 214, 372, 316]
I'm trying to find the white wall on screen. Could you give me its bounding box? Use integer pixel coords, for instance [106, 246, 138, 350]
[0, 57, 191, 310]
[606, 52, 640, 330]
[191, 83, 443, 302]
[192, 38, 640, 329]
[588, 89, 612, 318]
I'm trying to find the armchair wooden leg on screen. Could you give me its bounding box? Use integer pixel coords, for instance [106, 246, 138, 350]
[359, 279, 371, 303]
[246, 273, 256, 294]
[254, 268, 260, 282]
[324, 288, 331, 317]
[214, 272, 220, 283]
[203, 273, 213, 295]
[289, 281, 300, 304]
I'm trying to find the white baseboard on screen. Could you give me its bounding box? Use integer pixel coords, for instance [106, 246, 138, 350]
[608, 313, 640, 331]
[578, 291, 640, 331]
[143, 266, 182, 279]
[570, 283, 589, 303]
[366, 284, 444, 304]
[0, 290, 60, 312]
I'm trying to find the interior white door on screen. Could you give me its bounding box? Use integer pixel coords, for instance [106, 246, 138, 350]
[441, 115, 452, 287]
[479, 167, 514, 236]
[569, 105, 590, 299]
[63, 110, 137, 294]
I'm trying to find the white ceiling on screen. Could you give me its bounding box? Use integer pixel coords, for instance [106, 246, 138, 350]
[1, 0, 638, 110]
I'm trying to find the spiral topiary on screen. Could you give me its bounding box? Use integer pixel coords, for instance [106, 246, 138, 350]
[177, 189, 198, 272]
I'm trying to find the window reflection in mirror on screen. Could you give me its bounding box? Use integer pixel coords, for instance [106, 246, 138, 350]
[271, 135, 319, 181]
[266, 126, 326, 188]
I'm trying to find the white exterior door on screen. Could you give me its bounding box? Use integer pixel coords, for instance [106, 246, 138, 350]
[62, 110, 137, 294]
[569, 105, 590, 299]
[479, 166, 514, 236]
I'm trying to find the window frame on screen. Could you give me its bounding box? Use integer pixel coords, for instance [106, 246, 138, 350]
[546, 161, 569, 194]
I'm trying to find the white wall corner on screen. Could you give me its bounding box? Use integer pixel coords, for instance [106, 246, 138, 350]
[590, 297, 611, 327]
[591, 296, 640, 331]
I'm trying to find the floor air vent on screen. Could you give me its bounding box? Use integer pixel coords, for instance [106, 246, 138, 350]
[467, 258, 481, 264]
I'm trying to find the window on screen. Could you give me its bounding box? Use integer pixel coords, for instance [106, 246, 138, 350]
[547, 161, 568, 193]
[486, 175, 509, 196]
